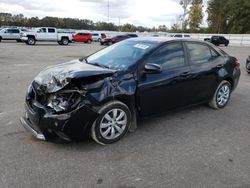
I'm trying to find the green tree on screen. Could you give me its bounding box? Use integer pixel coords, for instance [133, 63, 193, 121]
[207, 0, 228, 33]
[187, 0, 203, 32]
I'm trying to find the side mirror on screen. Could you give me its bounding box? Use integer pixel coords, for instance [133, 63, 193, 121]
[144, 63, 162, 74]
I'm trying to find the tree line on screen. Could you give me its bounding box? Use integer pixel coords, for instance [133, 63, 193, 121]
[0, 0, 250, 34]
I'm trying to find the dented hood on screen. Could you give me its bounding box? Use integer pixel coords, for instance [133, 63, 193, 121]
[34, 59, 116, 93]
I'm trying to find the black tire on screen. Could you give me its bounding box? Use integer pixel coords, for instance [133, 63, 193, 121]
[16, 39, 22, 42]
[27, 37, 36, 45]
[100, 42, 103, 45]
[58, 41, 63, 45]
[0, 37, 2, 42]
[61, 38, 69, 45]
[209, 80, 232, 109]
[91, 101, 131, 145]
[225, 43, 229, 46]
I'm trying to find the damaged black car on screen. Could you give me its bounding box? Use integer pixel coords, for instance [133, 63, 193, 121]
[20, 38, 241, 145]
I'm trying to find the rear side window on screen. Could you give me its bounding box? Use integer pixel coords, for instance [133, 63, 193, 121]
[146, 43, 185, 70]
[186, 43, 217, 64]
[48, 28, 55, 33]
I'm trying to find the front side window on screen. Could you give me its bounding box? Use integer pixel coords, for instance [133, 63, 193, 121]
[174, 34, 182, 38]
[146, 43, 185, 70]
[13, 29, 20, 33]
[186, 43, 213, 64]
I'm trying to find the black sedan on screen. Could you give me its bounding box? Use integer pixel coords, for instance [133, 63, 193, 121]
[204, 36, 229, 46]
[20, 38, 241, 145]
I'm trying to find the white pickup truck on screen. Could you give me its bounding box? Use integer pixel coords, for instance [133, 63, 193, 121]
[21, 27, 73, 45]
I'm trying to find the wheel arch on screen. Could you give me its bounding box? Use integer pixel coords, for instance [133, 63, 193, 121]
[224, 77, 234, 89]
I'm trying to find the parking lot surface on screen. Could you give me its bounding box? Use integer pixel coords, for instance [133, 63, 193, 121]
[0, 41, 250, 188]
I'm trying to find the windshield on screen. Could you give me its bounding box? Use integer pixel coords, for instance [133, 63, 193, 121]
[86, 40, 156, 70]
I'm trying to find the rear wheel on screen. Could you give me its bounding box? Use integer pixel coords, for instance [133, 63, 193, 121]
[225, 42, 229, 46]
[0, 37, 2, 42]
[61, 38, 69, 45]
[27, 37, 36, 45]
[91, 101, 131, 145]
[209, 80, 232, 109]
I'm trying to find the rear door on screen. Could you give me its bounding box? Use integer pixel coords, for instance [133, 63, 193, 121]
[184, 42, 224, 103]
[138, 42, 193, 116]
[12, 29, 20, 39]
[47, 28, 57, 40]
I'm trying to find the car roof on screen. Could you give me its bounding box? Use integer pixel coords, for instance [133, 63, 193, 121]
[126, 37, 206, 44]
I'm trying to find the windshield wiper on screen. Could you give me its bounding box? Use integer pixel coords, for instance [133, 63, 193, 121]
[89, 62, 110, 69]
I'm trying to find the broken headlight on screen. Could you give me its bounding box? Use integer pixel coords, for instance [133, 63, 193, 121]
[47, 91, 84, 113]
[35, 70, 71, 93]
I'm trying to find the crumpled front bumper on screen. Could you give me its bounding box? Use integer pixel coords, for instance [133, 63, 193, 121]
[20, 99, 99, 142]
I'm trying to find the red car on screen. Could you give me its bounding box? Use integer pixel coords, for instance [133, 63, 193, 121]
[72, 33, 92, 43]
[100, 35, 130, 45]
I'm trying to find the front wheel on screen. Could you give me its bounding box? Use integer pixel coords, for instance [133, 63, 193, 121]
[209, 80, 232, 109]
[91, 101, 131, 145]
[27, 37, 36, 45]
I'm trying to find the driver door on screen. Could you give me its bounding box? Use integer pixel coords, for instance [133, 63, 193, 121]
[137, 42, 193, 116]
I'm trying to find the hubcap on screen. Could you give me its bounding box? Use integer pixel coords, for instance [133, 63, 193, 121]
[29, 39, 34, 44]
[63, 40, 67, 44]
[217, 85, 230, 106]
[100, 108, 127, 140]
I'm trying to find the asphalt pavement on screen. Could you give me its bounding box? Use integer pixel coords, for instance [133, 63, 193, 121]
[0, 41, 250, 188]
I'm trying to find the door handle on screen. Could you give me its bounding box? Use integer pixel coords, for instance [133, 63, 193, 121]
[180, 72, 190, 77]
[216, 64, 223, 68]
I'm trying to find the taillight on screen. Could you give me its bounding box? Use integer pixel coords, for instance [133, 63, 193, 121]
[235, 59, 240, 67]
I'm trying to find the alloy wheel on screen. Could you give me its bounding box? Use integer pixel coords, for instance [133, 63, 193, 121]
[99, 108, 127, 140]
[217, 85, 230, 106]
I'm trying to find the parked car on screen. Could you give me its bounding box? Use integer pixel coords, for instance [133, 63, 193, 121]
[126, 34, 138, 38]
[0, 28, 28, 42]
[92, 33, 106, 42]
[20, 38, 241, 145]
[100, 35, 130, 45]
[72, 32, 92, 43]
[204, 36, 229, 46]
[20, 27, 73, 45]
[170, 34, 191, 38]
[246, 56, 250, 74]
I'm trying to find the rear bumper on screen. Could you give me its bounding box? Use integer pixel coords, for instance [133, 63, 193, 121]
[232, 67, 241, 91]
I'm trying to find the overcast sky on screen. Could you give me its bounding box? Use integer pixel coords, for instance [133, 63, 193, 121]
[0, 0, 208, 28]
